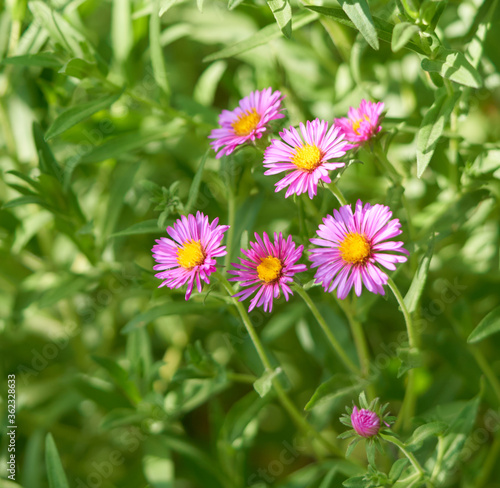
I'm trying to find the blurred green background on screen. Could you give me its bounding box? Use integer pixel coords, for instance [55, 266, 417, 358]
[1, 0, 500, 486]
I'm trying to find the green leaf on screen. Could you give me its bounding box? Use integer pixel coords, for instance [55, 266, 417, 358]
[33, 122, 62, 182]
[92, 355, 142, 404]
[100, 160, 140, 240]
[343, 475, 368, 488]
[38, 275, 95, 308]
[266, 0, 292, 39]
[112, 219, 162, 237]
[57, 58, 101, 79]
[186, 151, 209, 214]
[406, 421, 448, 451]
[203, 11, 318, 62]
[434, 395, 480, 483]
[305, 374, 364, 410]
[388, 458, 409, 482]
[2, 195, 49, 209]
[45, 91, 123, 140]
[150, 0, 170, 98]
[391, 22, 420, 52]
[112, 0, 133, 63]
[121, 302, 222, 334]
[397, 347, 423, 378]
[404, 237, 434, 313]
[28, 1, 87, 58]
[253, 367, 282, 397]
[467, 305, 500, 343]
[1, 52, 63, 68]
[193, 61, 227, 107]
[45, 433, 70, 488]
[421, 50, 482, 88]
[79, 122, 185, 164]
[338, 0, 379, 50]
[228, 0, 246, 10]
[416, 88, 460, 178]
[306, 6, 425, 54]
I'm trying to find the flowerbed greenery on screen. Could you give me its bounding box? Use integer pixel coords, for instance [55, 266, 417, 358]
[1, 0, 500, 487]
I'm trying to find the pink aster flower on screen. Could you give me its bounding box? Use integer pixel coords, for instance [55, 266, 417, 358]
[228, 232, 307, 312]
[263, 118, 350, 199]
[335, 100, 384, 145]
[351, 406, 380, 438]
[309, 200, 409, 299]
[209, 88, 284, 158]
[152, 212, 229, 300]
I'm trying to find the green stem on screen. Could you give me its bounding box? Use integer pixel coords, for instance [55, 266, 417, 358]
[294, 285, 360, 376]
[372, 144, 402, 184]
[226, 372, 258, 384]
[470, 345, 500, 405]
[387, 277, 420, 432]
[476, 431, 500, 488]
[380, 434, 426, 479]
[215, 271, 344, 457]
[430, 436, 445, 483]
[387, 277, 418, 348]
[224, 185, 236, 271]
[336, 297, 371, 380]
[327, 182, 348, 206]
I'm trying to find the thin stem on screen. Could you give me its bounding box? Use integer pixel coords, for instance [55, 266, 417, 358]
[294, 285, 360, 376]
[336, 297, 371, 379]
[380, 434, 426, 479]
[224, 185, 236, 271]
[476, 431, 500, 488]
[215, 271, 345, 457]
[226, 372, 258, 384]
[387, 277, 418, 348]
[372, 144, 402, 184]
[326, 182, 348, 206]
[387, 277, 420, 432]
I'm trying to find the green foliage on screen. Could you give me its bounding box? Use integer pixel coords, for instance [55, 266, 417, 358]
[1, 0, 500, 487]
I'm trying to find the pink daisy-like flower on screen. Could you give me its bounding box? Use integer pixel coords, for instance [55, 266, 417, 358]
[263, 118, 351, 199]
[152, 212, 229, 300]
[228, 232, 307, 312]
[351, 406, 380, 438]
[335, 100, 384, 145]
[209, 88, 284, 158]
[309, 200, 409, 299]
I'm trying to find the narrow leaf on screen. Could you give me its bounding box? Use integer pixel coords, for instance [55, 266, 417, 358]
[338, 0, 379, 50]
[150, 0, 170, 98]
[112, 219, 162, 237]
[467, 305, 500, 343]
[404, 237, 434, 313]
[391, 22, 420, 52]
[306, 6, 425, 54]
[267, 0, 292, 39]
[1, 52, 63, 68]
[185, 151, 209, 214]
[45, 434, 70, 488]
[112, 0, 133, 63]
[421, 50, 482, 88]
[417, 88, 460, 177]
[45, 91, 123, 140]
[122, 302, 221, 334]
[253, 367, 282, 397]
[203, 11, 318, 62]
[92, 356, 142, 404]
[405, 421, 448, 451]
[305, 374, 364, 410]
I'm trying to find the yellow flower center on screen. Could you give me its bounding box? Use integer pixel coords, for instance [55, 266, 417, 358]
[177, 240, 205, 269]
[339, 233, 371, 264]
[292, 144, 322, 172]
[257, 256, 282, 283]
[232, 108, 261, 136]
[352, 115, 370, 135]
